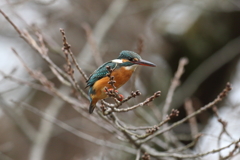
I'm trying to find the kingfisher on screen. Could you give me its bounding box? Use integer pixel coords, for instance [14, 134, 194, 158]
[86, 50, 156, 113]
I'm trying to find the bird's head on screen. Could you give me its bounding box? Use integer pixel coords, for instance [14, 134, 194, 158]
[112, 51, 156, 68]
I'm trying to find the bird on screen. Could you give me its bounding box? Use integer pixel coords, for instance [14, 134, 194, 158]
[86, 50, 156, 113]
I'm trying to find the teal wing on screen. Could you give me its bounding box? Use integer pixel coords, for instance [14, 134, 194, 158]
[86, 61, 117, 88]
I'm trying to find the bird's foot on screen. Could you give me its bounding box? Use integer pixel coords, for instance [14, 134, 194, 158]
[105, 88, 118, 93]
[105, 88, 124, 101]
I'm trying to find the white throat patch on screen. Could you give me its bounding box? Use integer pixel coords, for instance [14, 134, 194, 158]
[125, 65, 138, 71]
[112, 59, 123, 63]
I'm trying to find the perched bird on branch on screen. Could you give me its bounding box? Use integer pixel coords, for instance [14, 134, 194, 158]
[86, 50, 156, 113]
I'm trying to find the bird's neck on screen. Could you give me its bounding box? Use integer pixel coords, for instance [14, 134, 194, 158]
[123, 65, 138, 71]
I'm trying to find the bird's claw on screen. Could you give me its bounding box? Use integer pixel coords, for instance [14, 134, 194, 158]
[105, 88, 124, 101]
[105, 88, 118, 93]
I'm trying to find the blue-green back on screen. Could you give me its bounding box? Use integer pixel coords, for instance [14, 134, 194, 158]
[86, 61, 118, 88]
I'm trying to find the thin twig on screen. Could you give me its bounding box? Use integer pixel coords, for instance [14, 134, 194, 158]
[171, 36, 240, 110]
[59, 29, 88, 99]
[112, 91, 161, 113]
[110, 113, 140, 148]
[12, 48, 85, 108]
[184, 98, 198, 138]
[0, 10, 72, 87]
[212, 106, 234, 159]
[139, 83, 231, 144]
[222, 142, 240, 159]
[59, 28, 88, 81]
[111, 109, 178, 140]
[35, 32, 72, 86]
[141, 139, 240, 158]
[0, 70, 54, 96]
[159, 57, 188, 154]
[117, 90, 142, 106]
[175, 134, 202, 152]
[162, 57, 188, 118]
[72, 105, 121, 135]
[0, 9, 22, 36]
[12, 48, 54, 90]
[17, 101, 136, 154]
[212, 106, 233, 141]
[135, 149, 141, 160]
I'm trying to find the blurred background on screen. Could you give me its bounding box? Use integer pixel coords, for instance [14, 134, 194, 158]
[0, 0, 240, 159]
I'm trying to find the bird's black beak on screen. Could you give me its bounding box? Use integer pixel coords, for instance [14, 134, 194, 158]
[135, 59, 156, 67]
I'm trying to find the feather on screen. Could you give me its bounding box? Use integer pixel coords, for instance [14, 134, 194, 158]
[86, 61, 118, 88]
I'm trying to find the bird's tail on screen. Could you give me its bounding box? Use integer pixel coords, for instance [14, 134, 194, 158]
[89, 102, 96, 114]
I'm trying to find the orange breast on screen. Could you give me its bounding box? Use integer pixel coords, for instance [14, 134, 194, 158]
[92, 67, 134, 101]
[111, 67, 134, 88]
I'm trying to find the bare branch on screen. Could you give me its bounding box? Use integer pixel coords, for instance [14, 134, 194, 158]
[59, 28, 88, 81]
[222, 142, 240, 159]
[17, 101, 136, 155]
[139, 83, 231, 144]
[110, 109, 178, 141]
[12, 48, 55, 90]
[12, 48, 85, 108]
[135, 149, 141, 160]
[212, 106, 234, 159]
[0, 70, 54, 96]
[162, 57, 188, 118]
[141, 139, 240, 158]
[112, 91, 161, 113]
[72, 105, 122, 136]
[184, 98, 198, 138]
[0, 9, 22, 36]
[0, 10, 72, 87]
[59, 29, 89, 99]
[172, 36, 240, 110]
[175, 134, 202, 152]
[35, 32, 72, 86]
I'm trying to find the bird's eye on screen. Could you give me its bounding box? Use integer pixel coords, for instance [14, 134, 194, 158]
[129, 58, 134, 61]
[129, 58, 138, 62]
